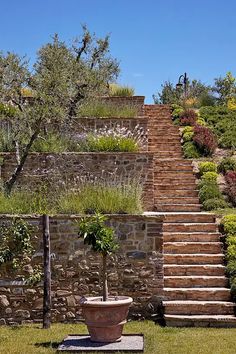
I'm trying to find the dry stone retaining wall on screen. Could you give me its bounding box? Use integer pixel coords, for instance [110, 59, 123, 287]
[0, 214, 164, 324]
[0, 152, 154, 210]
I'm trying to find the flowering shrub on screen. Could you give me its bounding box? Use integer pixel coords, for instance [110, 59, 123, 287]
[77, 124, 147, 152]
[179, 109, 197, 126]
[193, 125, 217, 156]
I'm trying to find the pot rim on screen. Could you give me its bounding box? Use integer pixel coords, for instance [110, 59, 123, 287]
[80, 295, 133, 307]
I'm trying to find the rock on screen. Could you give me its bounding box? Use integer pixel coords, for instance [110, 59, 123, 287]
[33, 298, 43, 309]
[56, 290, 71, 297]
[66, 295, 77, 307]
[0, 287, 10, 293]
[5, 308, 12, 314]
[15, 310, 30, 319]
[12, 288, 23, 295]
[0, 318, 6, 325]
[0, 295, 10, 307]
[127, 251, 146, 259]
[25, 289, 37, 295]
[66, 311, 76, 319]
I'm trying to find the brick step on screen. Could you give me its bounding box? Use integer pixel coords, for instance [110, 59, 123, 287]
[164, 253, 224, 265]
[155, 170, 195, 176]
[164, 287, 231, 301]
[164, 232, 220, 242]
[154, 145, 182, 152]
[154, 151, 183, 158]
[154, 204, 201, 212]
[164, 242, 222, 254]
[154, 133, 180, 138]
[163, 301, 235, 315]
[164, 264, 226, 276]
[163, 213, 215, 223]
[154, 159, 192, 166]
[164, 314, 236, 328]
[163, 223, 218, 233]
[154, 183, 197, 190]
[164, 276, 228, 288]
[155, 190, 198, 198]
[156, 197, 200, 205]
[155, 165, 193, 172]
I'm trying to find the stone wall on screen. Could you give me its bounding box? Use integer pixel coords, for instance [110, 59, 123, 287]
[0, 214, 164, 325]
[0, 152, 154, 210]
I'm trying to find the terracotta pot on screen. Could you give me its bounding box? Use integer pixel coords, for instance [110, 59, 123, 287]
[81, 296, 133, 343]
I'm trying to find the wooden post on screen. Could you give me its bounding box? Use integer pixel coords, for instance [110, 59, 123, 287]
[42, 214, 51, 329]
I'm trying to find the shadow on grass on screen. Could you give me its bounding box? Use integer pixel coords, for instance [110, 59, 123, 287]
[35, 341, 59, 349]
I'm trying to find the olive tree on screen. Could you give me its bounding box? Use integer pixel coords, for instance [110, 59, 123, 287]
[0, 26, 119, 195]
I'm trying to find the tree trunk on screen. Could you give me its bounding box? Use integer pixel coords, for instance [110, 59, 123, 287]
[102, 253, 108, 302]
[4, 127, 40, 195]
[42, 214, 51, 329]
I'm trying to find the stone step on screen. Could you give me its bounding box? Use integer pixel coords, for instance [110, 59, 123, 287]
[164, 276, 228, 288]
[164, 264, 226, 276]
[163, 213, 215, 223]
[156, 197, 200, 205]
[155, 160, 193, 166]
[164, 314, 236, 327]
[155, 189, 198, 198]
[154, 133, 180, 138]
[154, 183, 197, 190]
[149, 137, 180, 143]
[155, 170, 195, 177]
[163, 223, 218, 233]
[164, 232, 220, 242]
[164, 287, 231, 301]
[154, 151, 183, 158]
[163, 301, 235, 315]
[164, 242, 222, 254]
[155, 165, 193, 172]
[154, 144, 182, 151]
[154, 204, 201, 212]
[164, 253, 224, 265]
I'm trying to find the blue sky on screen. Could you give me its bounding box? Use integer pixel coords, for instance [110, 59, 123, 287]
[1, 0, 236, 102]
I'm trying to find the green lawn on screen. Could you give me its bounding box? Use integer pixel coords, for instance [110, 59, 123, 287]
[0, 321, 236, 354]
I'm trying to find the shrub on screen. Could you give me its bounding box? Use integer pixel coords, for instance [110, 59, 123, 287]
[109, 84, 134, 97]
[222, 221, 236, 236]
[193, 125, 217, 156]
[196, 118, 206, 126]
[218, 129, 236, 149]
[85, 135, 138, 152]
[179, 109, 197, 126]
[182, 126, 194, 142]
[199, 182, 221, 203]
[227, 260, 236, 277]
[198, 161, 217, 176]
[202, 198, 228, 211]
[225, 171, 236, 184]
[182, 142, 201, 159]
[225, 171, 236, 206]
[201, 171, 218, 183]
[0, 129, 15, 152]
[78, 100, 138, 118]
[218, 157, 236, 175]
[31, 133, 78, 153]
[171, 105, 184, 119]
[230, 277, 236, 300]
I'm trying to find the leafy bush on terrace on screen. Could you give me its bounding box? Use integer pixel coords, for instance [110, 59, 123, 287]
[198, 161, 217, 176]
[193, 125, 217, 156]
[77, 100, 139, 118]
[218, 157, 236, 174]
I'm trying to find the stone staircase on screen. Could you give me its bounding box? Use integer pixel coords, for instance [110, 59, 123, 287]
[144, 104, 236, 327]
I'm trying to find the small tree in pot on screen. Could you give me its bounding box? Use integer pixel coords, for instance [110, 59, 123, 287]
[78, 213, 133, 343]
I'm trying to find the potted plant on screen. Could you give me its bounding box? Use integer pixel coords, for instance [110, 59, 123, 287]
[78, 213, 133, 343]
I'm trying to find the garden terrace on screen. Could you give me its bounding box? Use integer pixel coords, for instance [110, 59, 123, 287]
[0, 214, 163, 324]
[100, 95, 145, 115]
[0, 152, 154, 211]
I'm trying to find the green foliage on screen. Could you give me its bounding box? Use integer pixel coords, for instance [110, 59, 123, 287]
[201, 172, 218, 183]
[182, 142, 201, 158]
[109, 84, 134, 97]
[199, 182, 222, 203]
[171, 104, 184, 119]
[78, 213, 119, 256]
[198, 161, 217, 176]
[222, 221, 236, 236]
[78, 100, 138, 118]
[0, 103, 18, 118]
[196, 118, 207, 126]
[182, 126, 194, 142]
[84, 135, 138, 152]
[31, 132, 78, 153]
[199, 106, 236, 148]
[202, 198, 228, 211]
[0, 129, 15, 152]
[218, 157, 236, 175]
[0, 219, 42, 283]
[58, 182, 143, 215]
[213, 72, 236, 105]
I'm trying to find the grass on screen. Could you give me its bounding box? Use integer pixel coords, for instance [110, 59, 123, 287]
[83, 135, 139, 152]
[109, 83, 135, 97]
[77, 101, 138, 118]
[58, 182, 143, 214]
[0, 321, 236, 354]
